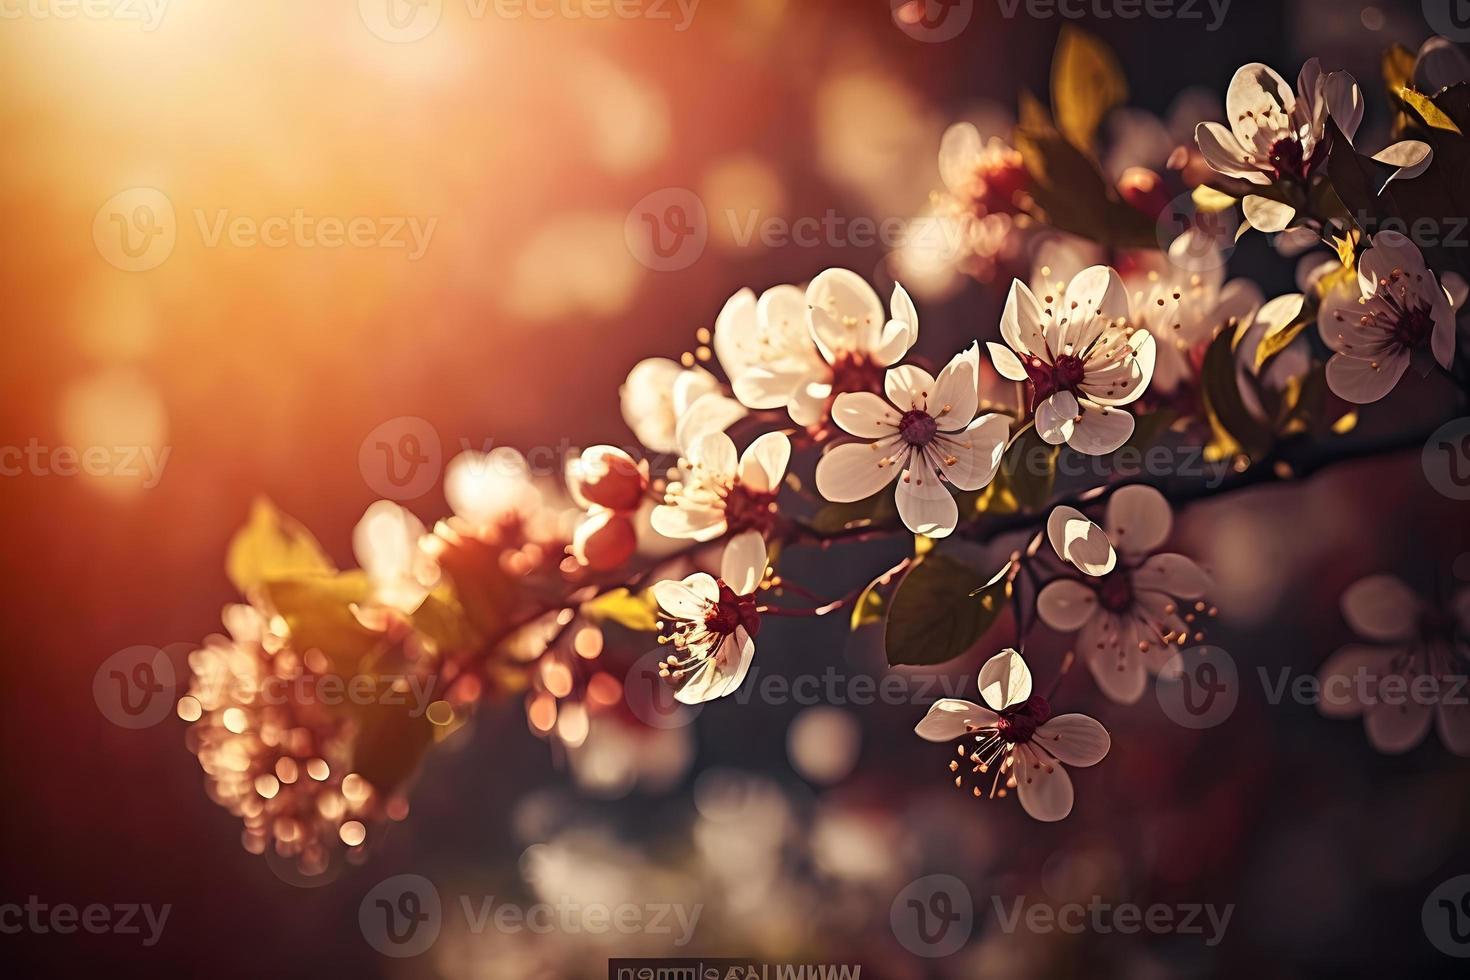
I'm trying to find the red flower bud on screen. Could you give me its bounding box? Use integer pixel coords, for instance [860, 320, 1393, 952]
[567, 445, 647, 513]
[571, 509, 637, 571]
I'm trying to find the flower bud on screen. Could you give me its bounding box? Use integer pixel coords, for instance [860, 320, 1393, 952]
[1117, 167, 1169, 220]
[567, 446, 647, 513]
[571, 509, 637, 571]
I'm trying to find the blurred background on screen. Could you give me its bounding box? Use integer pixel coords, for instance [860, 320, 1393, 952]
[3, 0, 1470, 976]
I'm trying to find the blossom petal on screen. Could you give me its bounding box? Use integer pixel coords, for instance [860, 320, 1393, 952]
[1067, 403, 1134, 455]
[814, 438, 903, 503]
[1034, 714, 1110, 767]
[932, 414, 1008, 491]
[1046, 506, 1117, 577]
[1316, 645, 1393, 719]
[914, 698, 995, 742]
[676, 629, 756, 704]
[1437, 690, 1470, 757]
[738, 431, 792, 493]
[720, 530, 767, 595]
[931, 343, 980, 430]
[1322, 69, 1364, 143]
[653, 573, 718, 619]
[1080, 613, 1147, 704]
[1133, 553, 1211, 599]
[885, 364, 938, 411]
[1015, 744, 1075, 821]
[1105, 484, 1172, 558]
[895, 453, 958, 538]
[1226, 63, 1295, 144]
[831, 391, 900, 438]
[1000, 279, 1047, 356]
[1036, 579, 1099, 632]
[1325, 351, 1410, 404]
[650, 502, 726, 542]
[690, 430, 739, 479]
[987, 341, 1028, 381]
[1194, 121, 1264, 181]
[676, 392, 747, 454]
[1243, 195, 1296, 233]
[1364, 687, 1434, 754]
[1341, 575, 1420, 642]
[938, 122, 982, 194]
[807, 268, 885, 361]
[978, 648, 1032, 711]
[1035, 391, 1079, 445]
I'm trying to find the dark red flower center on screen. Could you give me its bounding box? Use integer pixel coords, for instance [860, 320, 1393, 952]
[1097, 570, 1135, 614]
[704, 582, 761, 639]
[724, 485, 778, 536]
[1024, 353, 1087, 408]
[1267, 136, 1325, 183]
[996, 695, 1051, 744]
[898, 409, 937, 446]
[1393, 305, 1435, 349]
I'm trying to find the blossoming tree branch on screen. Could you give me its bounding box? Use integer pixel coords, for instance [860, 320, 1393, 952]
[175, 30, 1470, 873]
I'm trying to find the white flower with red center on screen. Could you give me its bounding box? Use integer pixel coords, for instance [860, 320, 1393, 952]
[651, 431, 791, 542]
[938, 121, 1030, 220]
[1194, 59, 1361, 187]
[1316, 231, 1462, 404]
[1125, 232, 1263, 395]
[792, 269, 921, 430]
[986, 266, 1156, 455]
[1316, 575, 1470, 756]
[713, 284, 827, 415]
[620, 357, 747, 455]
[813, 343, 1009, 538]
[652, 530, 768, 704]
[914, 649, 1110, 822]
[1036, 486, 1214, 704]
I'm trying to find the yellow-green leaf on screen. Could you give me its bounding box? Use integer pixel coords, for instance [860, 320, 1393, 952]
[850, 586, 884, 632]
[582, 588, 660, 632]
[1398, 86, 1462, 133]
[1051, 26, 1127, 154]
[226, 498, 335, 593]
[1191, 185, 1238, 213]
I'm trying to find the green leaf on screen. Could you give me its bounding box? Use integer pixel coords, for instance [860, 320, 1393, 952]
[409, 588, 483, 655]
[582, 587, 660, 632]
[809, 491, 897, 533]
[1051, 26, 1126, 154]
[850, 586, 885, 632]
[225, 498, 335, 593]
[999, 428, 1058, 512]
[1398, 86, 1462, 134]
[884, 555, 1011, 667]
[1013, 125, 1158, 248]
[258, 572, 384, 675]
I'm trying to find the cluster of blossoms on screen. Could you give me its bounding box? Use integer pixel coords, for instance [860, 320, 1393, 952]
[177, 34, 1470, 863]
